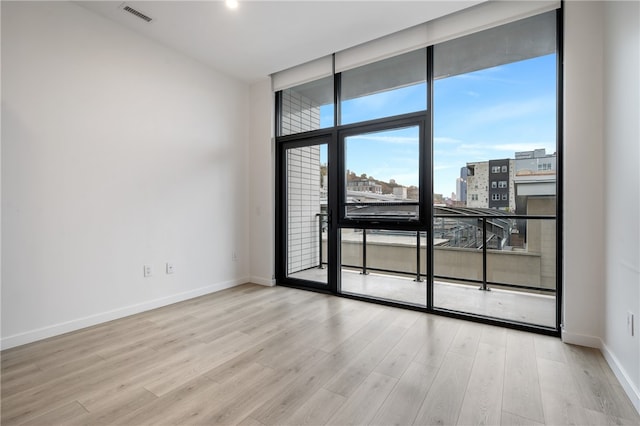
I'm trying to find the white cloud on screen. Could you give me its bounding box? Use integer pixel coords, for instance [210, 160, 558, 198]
[467, 96, 555, 125]
[447, 143, 494, 162]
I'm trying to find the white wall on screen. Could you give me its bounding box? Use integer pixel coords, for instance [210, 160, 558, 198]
[1, 1, 250, 349]
[564, 0, 640, 412]
[562, 0, 605, 347]
[602, 0, 640, 411]
[248, 79, 275, 286]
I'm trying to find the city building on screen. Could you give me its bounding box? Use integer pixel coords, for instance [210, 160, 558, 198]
[393, 186, 407, 199]
[346, 177, 383, 194]
[466, 161, 488, 208]
[514, 148, 557, 215]
[456, 166, 468, 204]
[465, 151, 559, 214]
[465, 159, 516, 211]
[2, 1, 638, 424]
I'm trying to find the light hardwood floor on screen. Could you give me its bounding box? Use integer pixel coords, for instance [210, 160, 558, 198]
[2, 284, 638, 426]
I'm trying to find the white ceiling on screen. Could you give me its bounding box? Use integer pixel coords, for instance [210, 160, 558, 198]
[78, 1, 483, 83]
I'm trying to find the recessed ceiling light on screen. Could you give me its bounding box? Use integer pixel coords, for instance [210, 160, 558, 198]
[226, 0, 239, 10]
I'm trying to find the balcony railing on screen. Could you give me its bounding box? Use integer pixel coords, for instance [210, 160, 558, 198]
[314, 213, 556, 295]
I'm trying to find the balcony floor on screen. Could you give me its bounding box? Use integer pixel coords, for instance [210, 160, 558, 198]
[289, 268, 556, 328]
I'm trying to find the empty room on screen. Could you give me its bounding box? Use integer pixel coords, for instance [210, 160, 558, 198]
[1, 0, 639, 425]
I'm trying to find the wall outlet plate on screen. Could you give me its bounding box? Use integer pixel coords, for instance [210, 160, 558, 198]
[166, 263, 175, 274]
[143, 264, 152, 277]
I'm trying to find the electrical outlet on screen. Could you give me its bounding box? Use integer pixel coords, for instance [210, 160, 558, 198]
[143, 264, 152, 277]
[232, 251, 238, 262]
[166, 262, 175, 274]
[627, 311, 635, 337]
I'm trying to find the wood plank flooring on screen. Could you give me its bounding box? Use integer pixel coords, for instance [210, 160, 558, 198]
[2, 284, 638, 425]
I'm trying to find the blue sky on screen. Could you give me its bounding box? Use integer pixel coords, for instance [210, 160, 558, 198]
[323, 53, 557, 197]
[433, 54, 557, 196]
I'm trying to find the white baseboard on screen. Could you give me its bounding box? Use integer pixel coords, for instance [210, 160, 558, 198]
[0, 277, 248, 350]
[562, 330, 640, 416]
[601, 341, 640, 414]
[251, 275, 275, 286]
[561, 329, 602, 348]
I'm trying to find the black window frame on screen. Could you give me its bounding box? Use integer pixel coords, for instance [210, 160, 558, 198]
[274, 8, 563, 338]
[337, 113, 429, 230]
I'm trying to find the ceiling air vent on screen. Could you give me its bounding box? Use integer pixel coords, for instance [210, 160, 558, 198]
[121, 4, 153, 23]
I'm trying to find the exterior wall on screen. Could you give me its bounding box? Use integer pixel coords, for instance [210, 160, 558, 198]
[338, 241, 546, 290]
[286, 145, 322, 274]
[466, 162, 489, 207]
[341, 237, 422, 273]
[526, 197, 557, 289]
[280, 88, 322, 136]
[486, 250, 542, 288]
[470, 159, 516, 212]
[489, 159, 510, 209]
[466, 160, 516, 211]
[508, 159, 516, 212]
[336, 214, 554, 291]
[393, 186, 408, 199]
[515, 155, 557, 175]
[348, 179, 383, 194]
[281, 89, 323, 275]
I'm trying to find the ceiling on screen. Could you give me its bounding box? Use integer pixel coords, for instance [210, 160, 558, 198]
[78, 1, 483, 84]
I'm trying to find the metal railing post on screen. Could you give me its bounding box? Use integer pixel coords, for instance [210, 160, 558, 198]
[317, 213, 324, 269]
[414, 231, 422, 282]
[480, 217, 490, 291]
[474, 222, 478, 248]
[361, 229, 368, 275]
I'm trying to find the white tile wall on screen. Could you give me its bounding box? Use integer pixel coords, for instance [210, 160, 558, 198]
[287, 145, 322, 274]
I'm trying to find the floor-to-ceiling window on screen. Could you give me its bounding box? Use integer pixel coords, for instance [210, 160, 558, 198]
[337, 50, 429, 307]
[275, 8, 561, 334]
[431, 11, 559, 328]
[276, 77, 333, 290]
